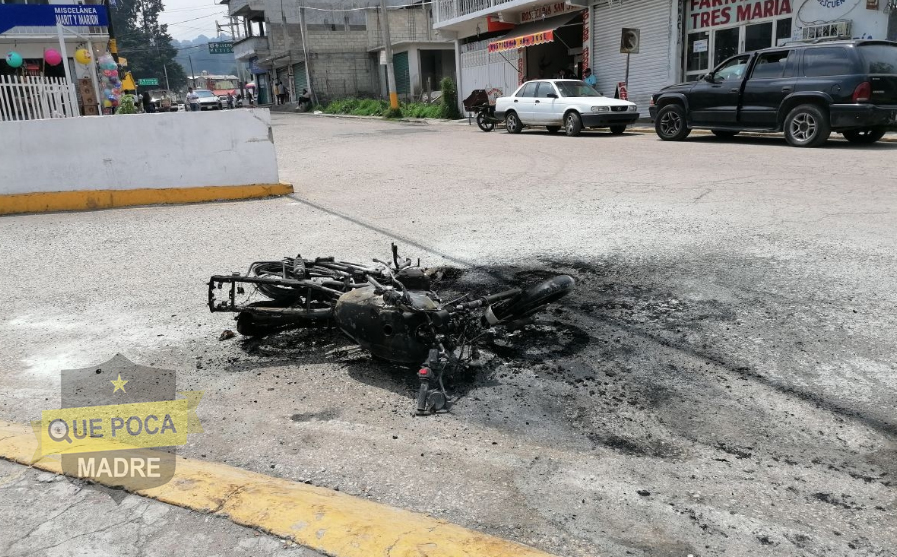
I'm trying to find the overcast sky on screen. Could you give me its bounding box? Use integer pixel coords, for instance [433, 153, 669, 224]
[159, 0, 414, 41]
[159, 0, 229, 42]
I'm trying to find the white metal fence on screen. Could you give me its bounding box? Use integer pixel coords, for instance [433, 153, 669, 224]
[0, 75, 81, 122]
[435, 0, 516, 24]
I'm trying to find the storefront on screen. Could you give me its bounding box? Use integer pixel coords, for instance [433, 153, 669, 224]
[684, 0, 794, 81]
[457, 2, 586, 102]
[487, 11, 585, 81]
[591, 0, 680, 110]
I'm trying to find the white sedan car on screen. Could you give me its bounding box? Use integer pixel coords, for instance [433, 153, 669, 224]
[494, 79, 638, 136]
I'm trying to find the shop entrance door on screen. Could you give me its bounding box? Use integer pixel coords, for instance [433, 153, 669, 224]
[684, 16, 793, 81]
[714, 27, 739, 68]
[744, 22, 773, 54]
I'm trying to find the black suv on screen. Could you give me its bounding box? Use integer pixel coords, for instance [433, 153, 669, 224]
[649, 40, 897, 147]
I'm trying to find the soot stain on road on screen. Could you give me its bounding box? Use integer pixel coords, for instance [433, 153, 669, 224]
[221, 257, 895, 500]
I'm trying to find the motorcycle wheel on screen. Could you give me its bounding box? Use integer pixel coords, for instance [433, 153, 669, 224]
[253, 262, 303, 302]
[476, 112, 495, 132]
[503, 275, 575, 320]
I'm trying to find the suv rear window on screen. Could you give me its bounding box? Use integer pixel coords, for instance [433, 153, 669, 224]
[802, 47, 856, 77]
[858, 44, 897, 74]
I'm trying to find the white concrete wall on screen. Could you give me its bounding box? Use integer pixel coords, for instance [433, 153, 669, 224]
[0, 109, 280, 195]
[794, 0, 890, 40]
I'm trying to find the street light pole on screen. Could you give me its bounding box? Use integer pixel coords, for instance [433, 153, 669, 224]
[379, 0, 398, 110]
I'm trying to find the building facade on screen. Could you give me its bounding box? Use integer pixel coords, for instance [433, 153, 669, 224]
[434, 0, 897, 112]
[0, 0, 110, 114]
[223, 0, 454, 105]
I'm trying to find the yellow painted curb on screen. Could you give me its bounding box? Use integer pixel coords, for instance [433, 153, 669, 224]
[0, 183, 294, 216]
[0, 421, 558, 557]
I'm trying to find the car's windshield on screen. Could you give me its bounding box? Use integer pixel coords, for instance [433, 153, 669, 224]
[859, 44, 897, 74]
[555, 81, 602, 97]
[196, 90, 216, 98]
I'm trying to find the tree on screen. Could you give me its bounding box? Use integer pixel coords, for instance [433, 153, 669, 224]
[110, 0, 187, 91]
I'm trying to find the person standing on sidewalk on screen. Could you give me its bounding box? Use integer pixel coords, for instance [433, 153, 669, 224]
[583, 68, 597, 88]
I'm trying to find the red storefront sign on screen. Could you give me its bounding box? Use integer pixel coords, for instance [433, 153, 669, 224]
[488, 30, 554, 53]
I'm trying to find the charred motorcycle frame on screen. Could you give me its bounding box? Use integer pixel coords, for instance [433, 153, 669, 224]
[208, 245, 574, 414]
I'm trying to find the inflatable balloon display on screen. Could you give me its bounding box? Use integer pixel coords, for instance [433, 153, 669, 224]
[44, 49, 62, 66]
[75, 48, 92, 65]
[5, 51, 23, 68]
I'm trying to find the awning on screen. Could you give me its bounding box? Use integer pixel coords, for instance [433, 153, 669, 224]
[487, 12, 581, 53]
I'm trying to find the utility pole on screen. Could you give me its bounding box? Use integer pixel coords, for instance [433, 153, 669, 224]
[162, 63, 170, 91]
[188, 55, 195, 87]
[280, 0, 293, 102]
[379, 0, 398, 110]
[297, 2, 315, 106]
[218, 18, 247, 97]
[102, 0, 118, 63]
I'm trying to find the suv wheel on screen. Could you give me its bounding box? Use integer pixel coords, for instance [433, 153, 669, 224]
[655, 104, 691, 141]
[610, 125, 626, 135]
[842, 128, 887, 144]
[564, 112, 582, 137]
[505, 112, 523, 134]
[784, 104, 831, 148]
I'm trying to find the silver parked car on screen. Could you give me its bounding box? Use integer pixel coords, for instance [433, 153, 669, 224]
[494, 79, 639, 136]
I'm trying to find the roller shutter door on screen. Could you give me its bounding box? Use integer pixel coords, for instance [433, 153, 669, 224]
[592, 0, 679, 111]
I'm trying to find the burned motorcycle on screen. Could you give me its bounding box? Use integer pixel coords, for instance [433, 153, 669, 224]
[208, 245, 574, 414]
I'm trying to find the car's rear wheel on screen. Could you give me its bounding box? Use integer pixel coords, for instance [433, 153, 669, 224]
[655, 104, 691, 141]
[546, 126, 560, 134]
[610, 125, 626, 135]
[841, 127, 887, 144]
[564, 112, 582, 137]
[784, 104, 830, 148]
[505, 111, 523, 134]
[711, 129, 739, 138]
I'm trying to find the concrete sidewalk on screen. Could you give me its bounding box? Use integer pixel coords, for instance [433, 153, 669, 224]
[0, 459, 322, 557]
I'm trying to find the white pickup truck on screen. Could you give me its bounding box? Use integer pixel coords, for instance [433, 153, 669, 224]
[494, 79, 638, 136]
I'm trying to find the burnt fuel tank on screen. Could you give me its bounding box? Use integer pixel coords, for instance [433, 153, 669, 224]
[333, 286, 437, 365]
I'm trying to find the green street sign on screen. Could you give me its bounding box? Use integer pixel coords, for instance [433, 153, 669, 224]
[137, 78, 159, 86]
[208, 41, 233, 54]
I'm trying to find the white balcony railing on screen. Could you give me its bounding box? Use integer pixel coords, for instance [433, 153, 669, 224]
[434, 0, 518, 24]
[233, 36, 269, 60]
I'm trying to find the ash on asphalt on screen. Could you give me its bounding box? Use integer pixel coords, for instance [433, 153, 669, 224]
[195, 250, 896, 556]
[224, 257, 895, 468]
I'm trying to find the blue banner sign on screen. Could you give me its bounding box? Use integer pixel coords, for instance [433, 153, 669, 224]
[0, 4, 109, 35]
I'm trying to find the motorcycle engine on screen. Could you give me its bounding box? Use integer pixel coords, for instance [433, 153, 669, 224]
[333, 286, 438, 365]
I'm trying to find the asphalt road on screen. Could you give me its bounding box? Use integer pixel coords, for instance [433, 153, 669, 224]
[2, 114, 896, 556]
